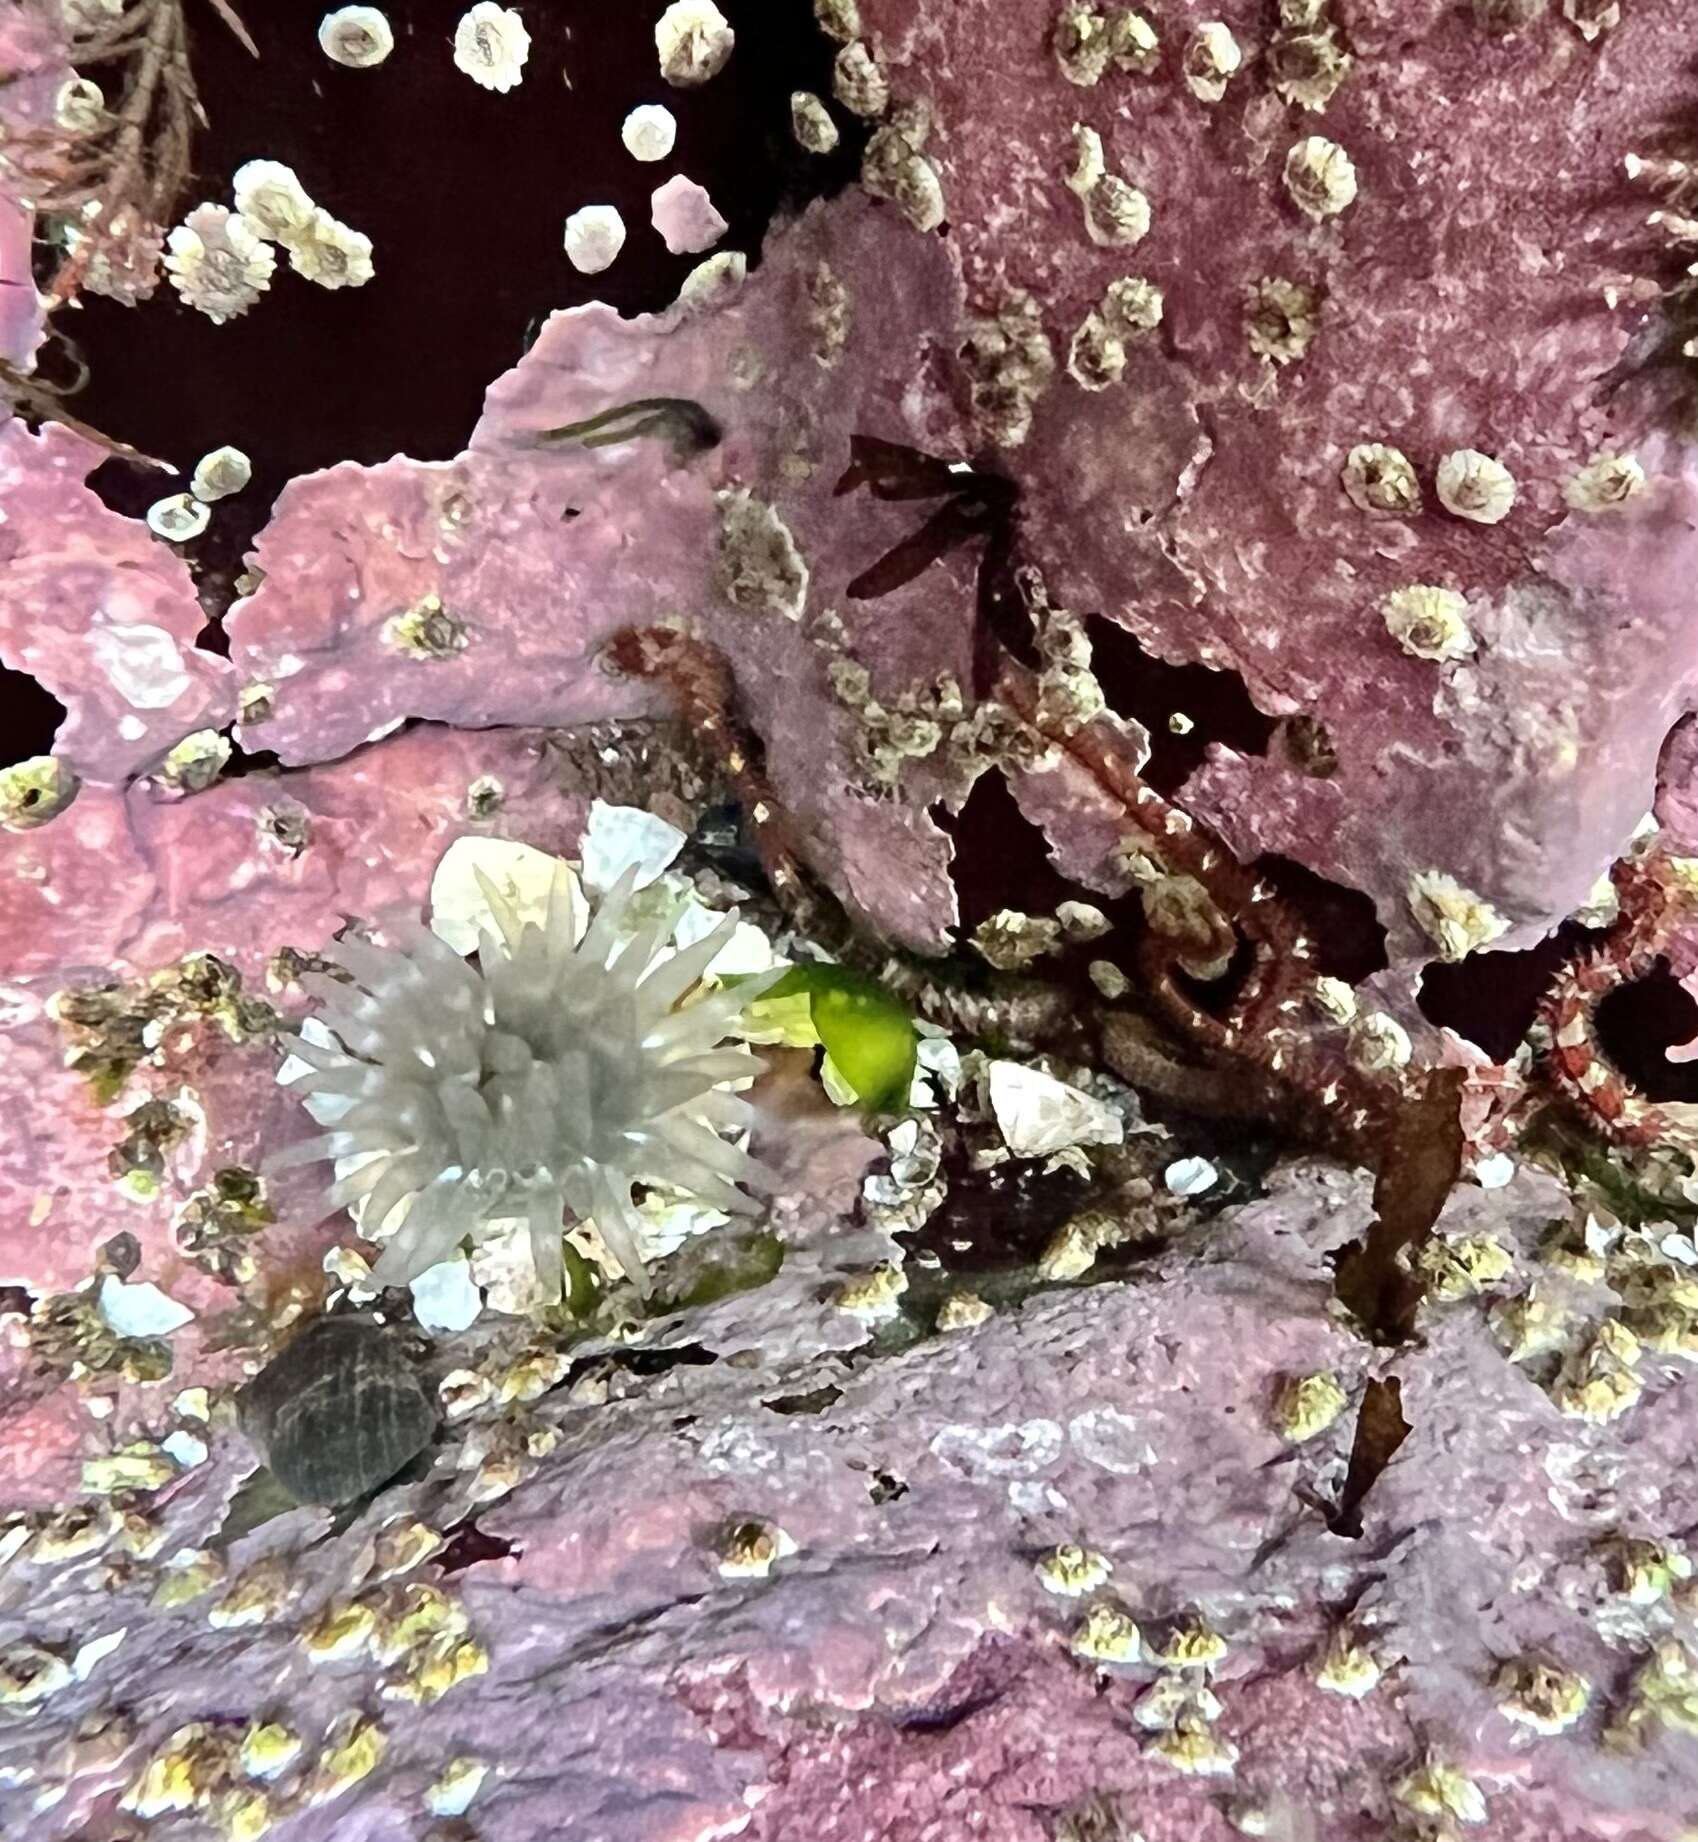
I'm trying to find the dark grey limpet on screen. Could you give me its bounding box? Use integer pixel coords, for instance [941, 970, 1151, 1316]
[239, 1316, 435, 1507]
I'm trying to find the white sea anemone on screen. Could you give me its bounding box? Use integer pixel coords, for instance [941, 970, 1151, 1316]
[274, 862, 773, 1298]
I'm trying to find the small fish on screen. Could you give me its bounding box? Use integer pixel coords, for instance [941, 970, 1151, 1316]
[238, 1315, 435, 1507]
[533, 395, 721, 461]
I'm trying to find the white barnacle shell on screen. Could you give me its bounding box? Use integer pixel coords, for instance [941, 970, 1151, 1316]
[55, 76, 105, 133]
[1349, 1011, 1411, 1072]
[1381, 584, 1473, 663]
[1342, 442, 1420, 516]
[791, 91, 839, 154]
[232, 159, 315, 242]
[319, 7, 395, 67]
[191, 445, 252, 502]
[1564, 450, 1645, 512]
[656, 0, 735, 86]
[564, 205, 627, 275]
[1283, 135, 1357, 219]
[164, 204, 275, 323]
[621, 103, 677, 162]
[1183, 23, 1241, 102]
[453, 2, 529, 91]
[832, 40, 888, 118]
[146, 492, 211, 543]
[287, 208, 375, 288]
[1084, 174, 1152, 248]
[1435, 449, 1516, 524]
[1407, 869, 1509, 961]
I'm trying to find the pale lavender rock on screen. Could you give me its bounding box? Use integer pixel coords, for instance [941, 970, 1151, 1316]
[649, 173, 728, 255]
[0, 725, 596, 1299]
[6, 1163, 1695, 1841]
[858, 0, 1698, 971]
[229, 197, 980, 950]
[0, 5, 66, 373]
[0, 423, 236, 781]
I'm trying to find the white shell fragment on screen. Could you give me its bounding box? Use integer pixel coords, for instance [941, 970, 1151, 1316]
[146, 492, 211, 543]
[428, 835, 583, 956]
[319, 7, 395, 67]
[454, 2, 529, 91]
[97, 1275, 194, 1338]
[621, 104, 678, 162]
[656, 0, 734, 87]
[987, 1061, 1124, 1158]
[651, 175, 728, 255]
[578, 800, 686, 894]
[1435, 449, 1516, 525]
[1164, 1157, 1219, 1197]
[409, 1256, 483, 1333]
[564, 204, 627, 274]
[191, 445, 252, 502]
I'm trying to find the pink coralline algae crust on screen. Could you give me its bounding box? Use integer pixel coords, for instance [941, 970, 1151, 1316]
[650, 173, 729, 255]
[0, 4, 64, 371]
[859, 0, 1698, 968]
[226, 195, 979, 951]
[4, 1165, 1696, 1841]
[0, 423, 237, 782]
[0, 725, 595, 1502]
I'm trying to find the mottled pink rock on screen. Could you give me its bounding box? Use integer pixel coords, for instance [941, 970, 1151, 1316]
[229, 197, 979, 950]
[0, 4, 66, 373]
[4, 1163, 1694, 1840]
[859, 0, 1698, 970]
[650, 173, 728, 255]
[0, 423, 236, 781]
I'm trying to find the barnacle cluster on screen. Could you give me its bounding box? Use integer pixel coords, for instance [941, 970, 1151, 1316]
[276, 860, 772, 1297]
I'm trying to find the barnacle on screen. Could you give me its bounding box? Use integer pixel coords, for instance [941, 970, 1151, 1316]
[276, 861, 772, 1296]
[164, 205, 275, 322]
[1283, 136, 1358, 220]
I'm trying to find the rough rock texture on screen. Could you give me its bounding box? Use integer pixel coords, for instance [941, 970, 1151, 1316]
[7, 3, 1698, 1838]
[861, 0, 1698, 972]
[5, 1161, 1698, 1841]
[0, 423, 237, 782]
[224, 196, 980, 952]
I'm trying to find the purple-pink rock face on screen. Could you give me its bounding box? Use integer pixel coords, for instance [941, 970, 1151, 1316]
[0, 424, 236, 783]
[224, 195, 980, 952]
[858, 0, 1698, 973]
[5, 1159, 1698, 1842]
[6, 2, 1698, 1838]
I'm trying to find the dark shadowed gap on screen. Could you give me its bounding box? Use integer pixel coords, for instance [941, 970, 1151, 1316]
[57, 0, 864, 627]
[0, 664, 66, 763]
[1248, 853, 1388, 985]
[907, 1149, 1095, 1276]
[1595, 962, 1698, 1103]
[437, 1518, 518, 1575]
[1418, 923, 1594, 1062]
[1086, 613, 1278, 794]
[935, 770, 1077, 934]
